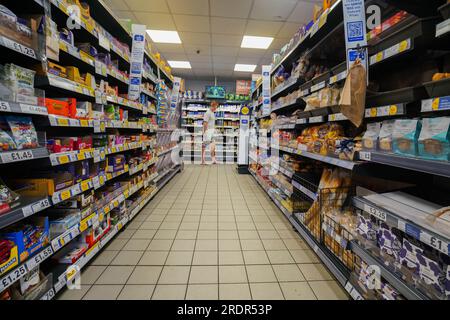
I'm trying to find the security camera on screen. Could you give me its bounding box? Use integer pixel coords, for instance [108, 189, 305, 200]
[196, 50, 200, 54]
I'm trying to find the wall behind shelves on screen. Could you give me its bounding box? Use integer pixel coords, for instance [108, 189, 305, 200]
[184, 79, 236, 93]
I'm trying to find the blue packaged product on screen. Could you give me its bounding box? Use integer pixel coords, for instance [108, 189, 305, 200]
[418, 117, 450, 161]
[392, 119, 421, 157]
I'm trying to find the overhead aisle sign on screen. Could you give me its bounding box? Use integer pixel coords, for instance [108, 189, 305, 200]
[342, 0, 368, 71]
[128, 24, 146, 101]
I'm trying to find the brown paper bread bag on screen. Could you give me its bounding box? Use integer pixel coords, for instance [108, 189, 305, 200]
[339, 60, 367, 127]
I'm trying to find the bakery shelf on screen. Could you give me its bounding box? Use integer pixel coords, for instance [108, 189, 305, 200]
[271, 77, 304, 99]
[271, 163, 294, 179]
[157, 145, 179, 157]
[349, 241, 429, 300]
[423, 77, 450, 99]
[353, 195, 450, 256]
[0, 147, 49, 165]
[366, 86, 427, 108]
[269, 176, 293, 197]
[271, 98, 305, 113]
[292, 178, 318, 201]
[421, 95, 450, 113]
[0, 197, 51, 230]
[357, 150, 450, 178]
[0, 100, 48, 116]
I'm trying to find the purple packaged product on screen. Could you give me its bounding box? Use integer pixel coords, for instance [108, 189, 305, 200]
[60, 28, 74, 46]
[357, 215, 377, 242]
[377, 223, 401, 259]
[381, 283, 401, 300]
[416, 252, 445, 295]
[77, 43, 98, 57]
[398, 238, 423, 272]
[446, 266, 450, 297]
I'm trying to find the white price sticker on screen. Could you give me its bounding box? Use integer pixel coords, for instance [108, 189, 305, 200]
[1, 149, 34, 163]
[40, 288, 55, 300]
[0, 101, 11, 112]
[20, 104, 48, 115]
[26, 246, 53, 270]
[363, 204, 387, 221]
[420, 232, 449, 255]
[31, 198, 51, 213]
[359, 151, 371, 161]
[1, 36, 36, 58]
[0, 264, 28, 291]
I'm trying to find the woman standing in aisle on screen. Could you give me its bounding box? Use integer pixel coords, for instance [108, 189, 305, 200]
[202, 100, 218, 165]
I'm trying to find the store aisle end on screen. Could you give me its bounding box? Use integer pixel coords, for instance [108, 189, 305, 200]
[58, 165, 348, 300]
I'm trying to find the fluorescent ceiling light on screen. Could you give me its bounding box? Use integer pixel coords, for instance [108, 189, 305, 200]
[168, 61, 192, 69]
[146, 30, 181, 44]
[241, 35, 274, 49]
[234, 64, 257, 72]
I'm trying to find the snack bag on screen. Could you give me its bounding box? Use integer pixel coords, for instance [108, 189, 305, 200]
[0, 178, 20, 214]
[418, 117, 450, 161]
[5, 116, 39, 149]
[362, 122, 381, 151]
[379, 120, 395, 152]
[0, 128, 16, 151]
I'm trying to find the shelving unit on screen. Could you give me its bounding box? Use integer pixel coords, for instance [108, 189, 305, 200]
[248, 0, 450, 301]
[0, 0, 181, 300]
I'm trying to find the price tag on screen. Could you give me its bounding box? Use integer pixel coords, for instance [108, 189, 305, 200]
[20, 104, 48, 115]
[399, 39, 410, 53]
[58, 155, 69, 164]
[26, 246, 53, 270]
[1, 36, 37, 59]
[92, 176, 100, 189]
[57, 118, 69, 126]
[0, 264, 28, 291]
[369, 107, 377, 117]
[98, 33, 111, 51]
[80, 181, 90, 192]
[95, 90, 102, 104]
[420, 232, 449, 255]
[93, 120, 101, 133]
[363, 204, 387, 221]
[60, 189, 72, 201]
[359, 151, 371, 161]
[0, 101, 11, 112]
[40, 288, 55, 300]
[31, 198, 51, 214]
[1, 149, 34, 163]
[79, 220, 88, 232]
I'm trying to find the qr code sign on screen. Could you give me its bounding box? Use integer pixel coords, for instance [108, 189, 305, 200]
[347, 21, 364, 42]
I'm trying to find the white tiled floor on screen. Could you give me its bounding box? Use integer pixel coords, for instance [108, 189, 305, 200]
[58, 165, 348, 300]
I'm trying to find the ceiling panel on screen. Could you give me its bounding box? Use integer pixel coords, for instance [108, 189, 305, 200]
[211, 34, 242, 47]
[210, 17, 247, 35]
[237, 48, 267, 59]
[210, 0, 253, 19]
[114, 10, 137, 20]
[167, 0, 210, 15]
[288, 0, 317, 23]
[103, 0, 129, 11]
[213, 62, 235, 70]
[184, 44, 211, 56]
[214, 70, 234, 77]
[161, 53, 189, 61]
[123, 0, 170, 13]
[191, 61, 213, 69]
[194, 68, 215, 76]
[211, 55, 237, 64]
[250, 0, 298, 21]
[179, 32, 211, 46]
[173, 15, 210, 33]
[212, 46, 239, 56]
[187, 54, 212, 62]
[152, 43, 185, 54]
[245, 20, 283, 37]
[277, 22, 302, 38]
[133, 12, 175, 29]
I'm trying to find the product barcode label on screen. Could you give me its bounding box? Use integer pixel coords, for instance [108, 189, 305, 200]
[1, 149, 34, 163]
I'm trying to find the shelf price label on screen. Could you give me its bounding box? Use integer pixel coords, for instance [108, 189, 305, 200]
[26, 246, 53, 270]
[363, 204, 387, 221]
[359, 151, 371, 161]
[20, 104, 48, 115]
[1, 149, 34, 163]
[0, 101, 11, 112]
[420, 232, 449, 255]
[0, 264, 28, 291]
[40, 288, 55, 300]
[1, 36, 37, 59]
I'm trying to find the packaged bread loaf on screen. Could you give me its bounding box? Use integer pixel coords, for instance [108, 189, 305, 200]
[362, 122, 381, 151]
[379, 120, 395, 152]
[392, 119, 421, 157]
[418, 117, 450, 161]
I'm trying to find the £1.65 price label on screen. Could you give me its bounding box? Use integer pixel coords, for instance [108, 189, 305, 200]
[1, 149, 34, 163]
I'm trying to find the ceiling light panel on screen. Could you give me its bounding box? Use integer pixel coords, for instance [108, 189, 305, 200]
[241, 35, 274, 49]
[146, 30, 182, 43]
[234, 64, 257, 72]
[168, 60, 192, 69]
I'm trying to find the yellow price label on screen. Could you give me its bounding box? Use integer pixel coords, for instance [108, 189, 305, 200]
[370, 108, 378, 117]
[100, 122, 105, 131]
[375, 52, 383, 62]
[60, 238, 65, 246]
[99, 176, 105, 185]
[124, 190, 129, 198]
[104, 206, 110, 214]
[79, 220, 88, 232]
[99, 213, 104, 222]
[80, 119, 88, 127]
[58, 118, 69, 126]
[106, 173, 112, 180]
[85, 243, 98, 256]
[399, 40, 409, 52]
[330, 114, 335, 121]
[59, 42, 68, 52]
[61, 190, 71, 201]
[81, 181, 89, 191]
[66, 266, 77, 281]
[319, 12, 328, 28]
[117, 223, 123, 231]
[59, 155, 69, 164]
[113, 200, 119, 207]
[78, 152, 86, 160]
[432, 98, 440, 110]
[389, 105, 398, 115]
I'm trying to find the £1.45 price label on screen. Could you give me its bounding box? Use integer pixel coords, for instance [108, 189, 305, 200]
[1, 149, 34, 163]
[0, 101, 11, 112]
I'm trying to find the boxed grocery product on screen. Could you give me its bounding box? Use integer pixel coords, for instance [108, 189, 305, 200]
[107, 155, 125, 173]
[399, 238, 423, 272]
[0, 179, 20, 215]
[0, 5, 37, 48]
[45, 98, 77, 118]
[10, 268, 52, 300]
[416, 252, 447, 297]
[1, 217, 49, 263]
[362, 122, 381, 151]
[418, 117, 450, 161]
[0, 64, 36, 98]
[392, 119, 421, 157]
[55, 238, 88, 264]
[378, 120, 395, 152]
[85, 213, 111, 247]
[48, 210, 81, 238]
[0, 238, 19, 276]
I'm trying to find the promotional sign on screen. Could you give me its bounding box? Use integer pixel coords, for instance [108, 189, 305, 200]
[238, 105, 251, 166]
[205, 86, 226, 99]
[236, 80, 252, 95]
[170, 77, 182, 112]
[261, 65, 271, 116]
[342, 0, 368, 71]
[128, 24, 146, 101]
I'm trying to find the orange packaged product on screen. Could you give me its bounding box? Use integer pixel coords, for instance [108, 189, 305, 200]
[45, 98, 77, 118]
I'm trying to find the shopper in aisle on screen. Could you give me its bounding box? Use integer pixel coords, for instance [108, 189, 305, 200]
[202, 101, 218, 165]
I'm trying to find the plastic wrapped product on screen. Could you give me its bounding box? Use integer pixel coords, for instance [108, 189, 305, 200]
[0, 178, 20, 214]
[0, 64, 36, 97]
[392, 119, 421, 157]
[418, 117, 450, 161]
[379, 120, 395, 152]
[362, 122, 381, 151]
[5, 116, 39, 149]
[0, 127, 17, 151]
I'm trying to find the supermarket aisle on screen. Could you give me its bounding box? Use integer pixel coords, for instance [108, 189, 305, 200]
[58, 165, 348, 300]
